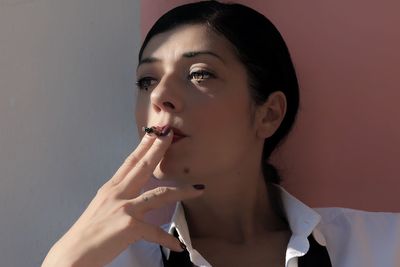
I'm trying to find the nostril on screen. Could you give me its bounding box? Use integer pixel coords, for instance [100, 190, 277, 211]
[163, 102, 175, 109]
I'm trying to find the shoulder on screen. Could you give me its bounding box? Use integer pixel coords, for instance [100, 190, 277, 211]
[312, 207, 400, 267]
[314, 207, 400, 234]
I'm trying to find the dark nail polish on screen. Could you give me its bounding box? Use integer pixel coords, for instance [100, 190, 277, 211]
[161, 126, 171, 136]
[143, 126, 153, 134]
[142, 126, 159, 136]
[193, 184, 205, 190]
[180, 241, 186, 250]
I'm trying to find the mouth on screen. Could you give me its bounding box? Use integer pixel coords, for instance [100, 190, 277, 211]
[143, 125, 187, 144]
[168, 126, 187, 144]
[172, 134, 186, 144]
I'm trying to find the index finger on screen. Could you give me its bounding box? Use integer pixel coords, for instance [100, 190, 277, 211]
[117, 128, 173, 197]
[105, 133, 157, 188]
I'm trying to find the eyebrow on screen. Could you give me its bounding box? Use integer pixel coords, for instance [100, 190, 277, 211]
[137, 50, 225, 69]
[182, 51, 224, 62]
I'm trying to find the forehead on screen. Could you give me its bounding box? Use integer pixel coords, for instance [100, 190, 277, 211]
[141, 24, 237, 62]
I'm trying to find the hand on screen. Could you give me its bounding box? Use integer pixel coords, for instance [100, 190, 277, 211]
[41, 128, 205, 267]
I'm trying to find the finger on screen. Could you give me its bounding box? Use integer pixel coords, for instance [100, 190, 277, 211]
[106, 133, 157, 187]
[131, 185, 205, 216]
[117, 129, 173, 196]
[134, 221, 185, 252]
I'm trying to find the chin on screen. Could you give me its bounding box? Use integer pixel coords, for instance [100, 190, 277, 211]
[152, 160, 195, 184]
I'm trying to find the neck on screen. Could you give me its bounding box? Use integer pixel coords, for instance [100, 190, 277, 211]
[181, 169, 288, 245]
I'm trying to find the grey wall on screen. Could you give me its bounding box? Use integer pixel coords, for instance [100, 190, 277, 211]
[0, 0, 140, 266]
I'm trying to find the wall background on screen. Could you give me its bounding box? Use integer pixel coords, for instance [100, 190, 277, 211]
[0, 0, 140, 265]
[140, 0, 400, 226]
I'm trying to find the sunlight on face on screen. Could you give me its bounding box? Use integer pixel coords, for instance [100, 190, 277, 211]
[135, 24, 262, 185]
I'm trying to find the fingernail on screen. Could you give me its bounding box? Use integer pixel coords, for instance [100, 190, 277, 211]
[143, 126, 163, 136]
[179, 241, 186, 250]
[143, 126, 156, 136]
[142, 126, 153, 134]
[192, 184, 205, 190]
[161, 126, 171, 136]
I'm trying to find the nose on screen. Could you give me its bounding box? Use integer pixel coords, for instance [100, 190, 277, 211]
[150, 73, 183, 113]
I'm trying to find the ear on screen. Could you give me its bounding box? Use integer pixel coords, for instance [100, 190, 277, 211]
[255, 91, 287, 139]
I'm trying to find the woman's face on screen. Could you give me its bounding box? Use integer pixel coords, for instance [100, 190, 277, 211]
[135, 24, 263, 185]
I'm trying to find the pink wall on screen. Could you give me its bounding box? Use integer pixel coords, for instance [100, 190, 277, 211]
[140, 0, 400, 224]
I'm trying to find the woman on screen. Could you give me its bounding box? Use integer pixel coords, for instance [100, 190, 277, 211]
[42, 1, 400, 267]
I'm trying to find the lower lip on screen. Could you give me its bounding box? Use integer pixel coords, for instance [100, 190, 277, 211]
[172, 135, 185, 144]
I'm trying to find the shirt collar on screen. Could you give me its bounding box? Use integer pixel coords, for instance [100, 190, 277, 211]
[279, 185, 322, 266]
[162, 185, 323, 267]
[162, 201, 212, 266]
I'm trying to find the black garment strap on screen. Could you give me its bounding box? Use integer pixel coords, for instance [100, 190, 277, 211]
[160, 229, 331, 267]
[298, 234, 332, 267]
[160, 228, 193, 267]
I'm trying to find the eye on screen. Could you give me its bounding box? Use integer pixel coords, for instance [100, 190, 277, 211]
[188, 70, 215, 84]
[136, 77, 157, 91]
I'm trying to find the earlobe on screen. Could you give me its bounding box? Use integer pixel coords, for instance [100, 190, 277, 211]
[255, 91, 287, 139]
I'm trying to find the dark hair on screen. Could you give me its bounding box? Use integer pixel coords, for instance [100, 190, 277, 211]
[139, 1, 300, 185]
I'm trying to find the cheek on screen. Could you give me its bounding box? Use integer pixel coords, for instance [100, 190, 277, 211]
[198, 93, 252, 131]
[192, 98, 253, 161]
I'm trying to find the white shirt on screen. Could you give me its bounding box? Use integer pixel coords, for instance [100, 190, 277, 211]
[106, 186, 400, 267]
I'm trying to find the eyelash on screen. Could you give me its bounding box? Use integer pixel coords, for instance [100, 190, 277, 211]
[136, 70, 215, 91]
[188, 70, 215, 83]
[135, 77, 156, 91]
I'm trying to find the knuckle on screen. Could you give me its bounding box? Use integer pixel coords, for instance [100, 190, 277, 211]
[94, 187, 116, 205]
[155, 186, 170, 195]
[109, 178, 120, 187]
[120, 215, 138, 234]
[124, 154, 140, 166]
[137, 160, 150, 169]
[141, 193, 151, 202]
[119, 201, 132, 214]
[96, 181, 115, 195]
[96, 185, 106, 195]
[106, 185, 122, 199]
[96, 180, 118, 195]
[106, 186, 123, 200]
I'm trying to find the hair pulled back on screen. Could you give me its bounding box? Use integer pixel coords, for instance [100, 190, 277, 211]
[139, 1, 300, 185]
